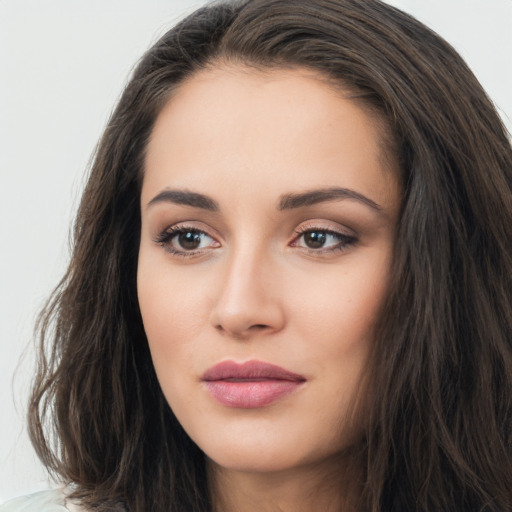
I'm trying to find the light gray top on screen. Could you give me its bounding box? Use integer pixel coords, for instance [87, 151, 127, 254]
[0, 489, 83, 512]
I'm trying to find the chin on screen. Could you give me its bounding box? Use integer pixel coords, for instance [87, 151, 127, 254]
[195, 427, 345, 476]
[206, 448, 310, 474]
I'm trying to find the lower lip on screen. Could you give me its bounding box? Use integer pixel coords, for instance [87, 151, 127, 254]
[204, 380, 304, 408]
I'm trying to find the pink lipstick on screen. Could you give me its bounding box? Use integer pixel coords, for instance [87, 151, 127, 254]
[202, 360, 306, 408]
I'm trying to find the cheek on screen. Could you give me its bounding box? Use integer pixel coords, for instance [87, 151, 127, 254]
[137, 275, 199, 418]
[137, 254, 198, 375]
[137, 245, 208, 340]
[286, 249, 391, 421]
[290, 253, 390, 346]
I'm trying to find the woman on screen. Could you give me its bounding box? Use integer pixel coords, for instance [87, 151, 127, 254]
[3, 0, 512, 510]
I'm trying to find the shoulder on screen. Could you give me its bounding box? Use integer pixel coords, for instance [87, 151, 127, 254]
[0, 489, 83, 512]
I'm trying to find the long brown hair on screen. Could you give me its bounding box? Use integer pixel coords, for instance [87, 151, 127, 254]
[29, 1, 512, 510]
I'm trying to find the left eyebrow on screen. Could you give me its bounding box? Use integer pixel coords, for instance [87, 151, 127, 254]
[278, 187, 383, 212]
[146, 189, 219, 211]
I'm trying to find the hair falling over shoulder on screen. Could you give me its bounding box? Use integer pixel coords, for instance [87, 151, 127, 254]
[29, 1, 512, 511]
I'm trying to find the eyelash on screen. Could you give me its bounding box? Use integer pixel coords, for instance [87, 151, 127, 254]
[153, 223, 357, 258]
[153, 224, 218, 258]
[291, 226, 357, 255]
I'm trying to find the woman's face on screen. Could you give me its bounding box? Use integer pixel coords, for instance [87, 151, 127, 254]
[138, 66, 400, 475]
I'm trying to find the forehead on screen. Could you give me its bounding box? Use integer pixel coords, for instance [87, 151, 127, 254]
[142, 65, 399, 211]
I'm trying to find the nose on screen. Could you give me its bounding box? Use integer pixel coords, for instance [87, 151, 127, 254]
[209, 246, 286, 339]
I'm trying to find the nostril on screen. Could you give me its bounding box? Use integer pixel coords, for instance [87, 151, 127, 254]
[251, 324, 270, 331]
[214, 323, 270, 336]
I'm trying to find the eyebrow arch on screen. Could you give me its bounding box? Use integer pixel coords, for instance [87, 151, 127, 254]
[278, 187, 383, 212]
[146, 189, 219, 211]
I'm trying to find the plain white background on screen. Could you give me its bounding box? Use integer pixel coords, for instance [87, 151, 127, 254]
[1, 0, 511, 503]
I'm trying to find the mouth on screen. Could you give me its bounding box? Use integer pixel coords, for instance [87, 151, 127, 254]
[202, 360, 306, 408]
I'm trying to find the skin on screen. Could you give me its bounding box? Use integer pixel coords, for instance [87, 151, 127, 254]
[137, 65, 401, 512]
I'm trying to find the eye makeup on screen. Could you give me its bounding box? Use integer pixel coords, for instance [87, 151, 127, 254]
[153, 224, 220, 258]
[153, 219, 358, 259]
[291, 225, 357, 255]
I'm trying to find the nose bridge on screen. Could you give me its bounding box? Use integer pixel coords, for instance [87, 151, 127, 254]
[210, 236, 284, 337]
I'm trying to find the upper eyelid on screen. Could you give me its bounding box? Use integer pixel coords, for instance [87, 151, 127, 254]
[291, 228, 355, 245]
[153, 225, 219, 256]
[159, 222, 219, 238]
[154, 219, 356, 243]
[293, 220, 356, 237]
[156, 231, 353, 258]
[294, 225, 348, 235]
[159, 226, 218, 245]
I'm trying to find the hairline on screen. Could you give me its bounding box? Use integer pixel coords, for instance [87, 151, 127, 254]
[142, 57, 402, 188]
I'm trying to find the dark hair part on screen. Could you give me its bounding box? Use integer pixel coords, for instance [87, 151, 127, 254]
[29, 1, 512, 510]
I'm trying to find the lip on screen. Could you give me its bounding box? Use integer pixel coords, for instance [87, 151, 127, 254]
[202, 360, 306, 408]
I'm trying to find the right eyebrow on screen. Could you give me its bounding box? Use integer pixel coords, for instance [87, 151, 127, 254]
[146, 189, 219, 211]
[278, 187, 383, 213]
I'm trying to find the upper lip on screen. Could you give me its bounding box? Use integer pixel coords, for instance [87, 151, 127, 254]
[202, 360, 306, 382]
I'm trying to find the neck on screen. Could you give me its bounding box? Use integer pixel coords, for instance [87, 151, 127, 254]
[208, 453, 363, 512]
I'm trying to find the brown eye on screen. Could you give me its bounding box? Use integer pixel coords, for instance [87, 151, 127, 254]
[293, 228, 356, 254]
[303, 231, 327, 249]
[154, 226, 219, 255]
[177, 231, 203, 250]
